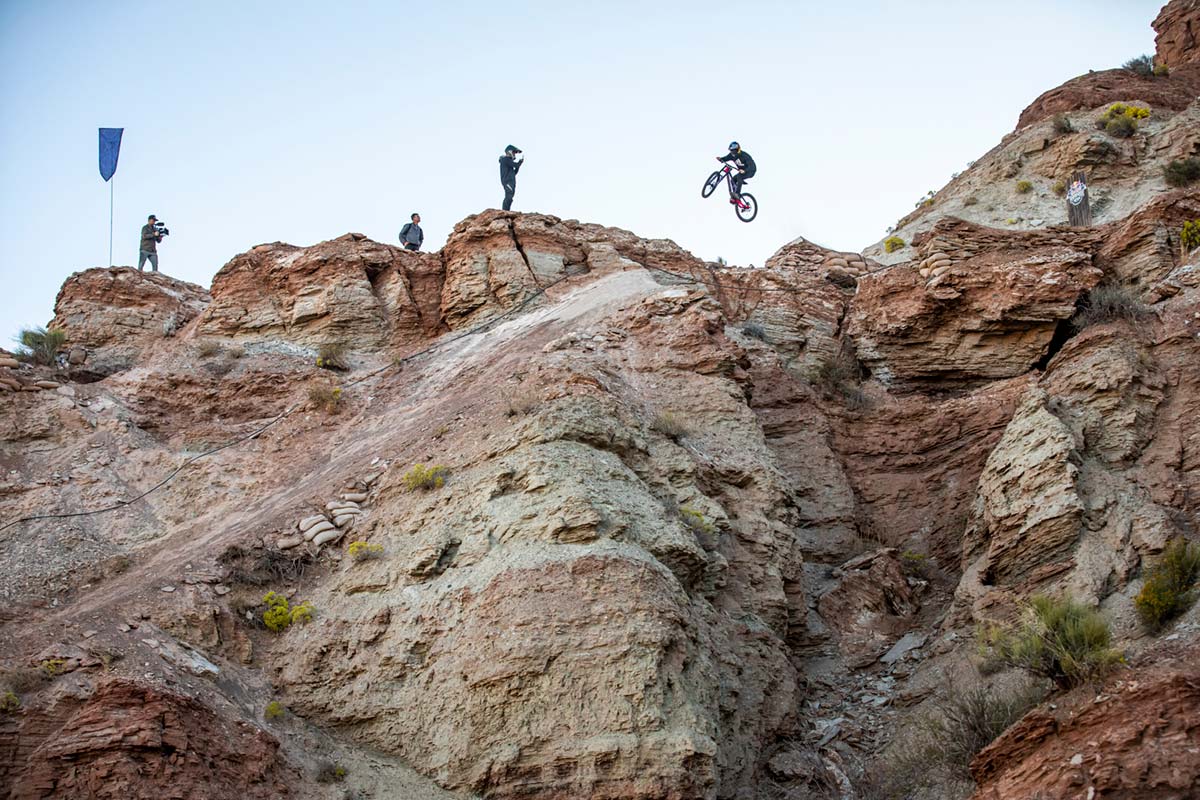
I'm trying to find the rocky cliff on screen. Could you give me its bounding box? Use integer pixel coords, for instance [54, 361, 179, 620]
[2, 3, 1199, 799]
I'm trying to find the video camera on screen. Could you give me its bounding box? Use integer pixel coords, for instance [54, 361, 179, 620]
[153, 221, 170, 237]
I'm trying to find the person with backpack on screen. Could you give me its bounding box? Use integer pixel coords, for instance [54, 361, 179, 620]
[400, 213, 423, 251]
[499, 145, 523, 211]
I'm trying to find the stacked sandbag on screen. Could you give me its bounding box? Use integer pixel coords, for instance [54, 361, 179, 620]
[275, 465, 386, 552]
[917, 251, 954, 280]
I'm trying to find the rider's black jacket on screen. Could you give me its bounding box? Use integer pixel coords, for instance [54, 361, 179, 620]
[499, 154, 523, 186]
[720, 149, 756, 176]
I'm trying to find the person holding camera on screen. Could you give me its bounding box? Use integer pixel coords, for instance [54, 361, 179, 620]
[138, 214, 167, 272]
[400, 212, 423, 251]
[499, 145, 523, 211]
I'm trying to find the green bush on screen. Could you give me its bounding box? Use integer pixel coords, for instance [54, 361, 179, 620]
[1071, 284, 1152, 329]
[264, 701, 286, 720]
[1052, 180, 1067, 197]
[16, 327, 66, 366]
[261, 591, 315, 632]
[0, 691, 18, 714]
[316, 342, 349, 371]
[39, 659, 66, 678]
[1105, 115, 1137, 138]
[884, 236, 906, 253]
[402, 463, 448, 491]
[1096, 103, 1149, 139]
[679, 506, 716, 537]
[1051, 114, 1074, 135]
[1122, 55, 1154, 76]
[1154, 63, 1170, 77]
[1183, 220, 1200, 255]
[1016, 180, 1033, 194]
[1135, 539, 1200, 631]
[979, 595, 1123, 690]
[1165, 158, 1200, 187]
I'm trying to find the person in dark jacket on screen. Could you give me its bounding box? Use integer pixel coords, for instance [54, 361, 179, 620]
[400, 213, 423, 251]
[499, 145, 523, 211]
[718, 142, 756, 200]
[138, 214, 164, 272]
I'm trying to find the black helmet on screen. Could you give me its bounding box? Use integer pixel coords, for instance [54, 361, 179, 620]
[728, 141, 740, 152]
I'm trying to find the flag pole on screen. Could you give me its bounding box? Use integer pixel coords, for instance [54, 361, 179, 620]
[109, 179, 114, 265]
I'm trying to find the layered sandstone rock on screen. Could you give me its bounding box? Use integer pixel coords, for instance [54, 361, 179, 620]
[1155, 0, 1200, 69]
[2, 680, 292, 800]
[1014, 65, 1200, 131]
[49, 267, 210, 378]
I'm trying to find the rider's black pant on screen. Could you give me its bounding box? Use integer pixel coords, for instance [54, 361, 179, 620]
[502, 183, 516, 211]
[733, 169, 755, 196]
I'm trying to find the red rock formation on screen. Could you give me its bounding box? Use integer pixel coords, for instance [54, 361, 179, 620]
[970, 651, 1200, 800]
[1, 681, 292, 800]
[1015, 65, 1200, 131]
[1155, 0, 1200, 69]
[50, 267, 210, 378]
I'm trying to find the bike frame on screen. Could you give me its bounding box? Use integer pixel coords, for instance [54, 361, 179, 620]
[720, 165, 752, 210]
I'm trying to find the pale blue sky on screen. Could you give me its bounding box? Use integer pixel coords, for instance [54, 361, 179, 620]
[0, 0, 1163, 343]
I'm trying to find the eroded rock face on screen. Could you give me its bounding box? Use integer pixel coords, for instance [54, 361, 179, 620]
[1155, 0, 1200, 70]
[50, 267, 210, 378]
[1014, 65, 1200, 131]
[847, 243, 1100, 387]
[970, 653, 1200, 800]
[817, 549, 918, 668]
[196, 233, 444, 349]
[2, 680, 291, 799]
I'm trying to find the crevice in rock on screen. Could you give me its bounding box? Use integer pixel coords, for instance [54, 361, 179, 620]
[1034, 317, 1077, 372]
[507, 220, 542, 289]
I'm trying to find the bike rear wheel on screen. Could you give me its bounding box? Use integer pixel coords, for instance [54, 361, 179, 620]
[702, 171, 722, 198]
[735, 192, 758, 222]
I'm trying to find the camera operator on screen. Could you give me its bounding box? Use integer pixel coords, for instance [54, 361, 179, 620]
[138, 214, 167, 272]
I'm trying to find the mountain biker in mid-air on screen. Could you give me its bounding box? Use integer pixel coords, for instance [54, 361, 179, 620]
[717, 142, 756, 201]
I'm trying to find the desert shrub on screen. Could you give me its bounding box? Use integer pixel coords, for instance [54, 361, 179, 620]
[963, 196, 978, 206]
[16, 327, 66, 366]
[679, 506, 715, 536]
[979, 595, 1123, 689]
[1135, 538, 1200, 631]
[1096, 103, 1149, 138]
[740, 321, 767, 341]
[348, 541, 385, 561]
[1051, 113, 1074, 135]
[1071, 284, 1152, 329]
[1122, 54, 1154, 76]
[39, 659, 66, 678]
[316, 342, 349, 371]
[855, 678, 1043, 799]
[226, 344, 245, 359]
[883, 235, 906, 253]
[261, 591, 315, 632]
[1183, 220, 1200, 255]
[901, 550, 932, 579]
[1105, 115, 1137, 138]
[1052, 179, 1067, 197]
[806, 343, 865, 409]
[316, 761, 347, 783]
[651, 412, 690, 442]
[1015, 180, 1033, 194]
[402, 463, 448, 491]
[196, 339, 221, 358]
[1164, 157, 1200, 187]
[264, 701, 286, 720]
[0, 691, 18, 714]
[1154, 63, 1169, 77]
[308, 384, 343, 414]
[1, 667, 51, 694]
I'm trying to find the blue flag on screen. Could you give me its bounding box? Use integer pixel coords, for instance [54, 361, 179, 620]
[99, 128, 123, 182]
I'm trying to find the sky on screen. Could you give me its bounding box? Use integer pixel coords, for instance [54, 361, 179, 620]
[0, 0, 1165, 344]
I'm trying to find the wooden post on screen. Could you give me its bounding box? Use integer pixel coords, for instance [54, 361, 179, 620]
[1066, 172, 1092, 227]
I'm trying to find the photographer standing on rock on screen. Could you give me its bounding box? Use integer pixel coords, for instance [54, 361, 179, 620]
[400, 213, 424, 251]
[499, 145, 523, 211]
[138, 214, 166, 272]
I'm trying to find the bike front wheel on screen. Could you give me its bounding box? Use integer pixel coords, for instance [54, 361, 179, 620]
[702, 171, 722, 198]
[735, 192, 758, 222]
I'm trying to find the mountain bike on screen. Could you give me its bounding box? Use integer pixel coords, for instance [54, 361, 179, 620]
[702, 163, 758, 222]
